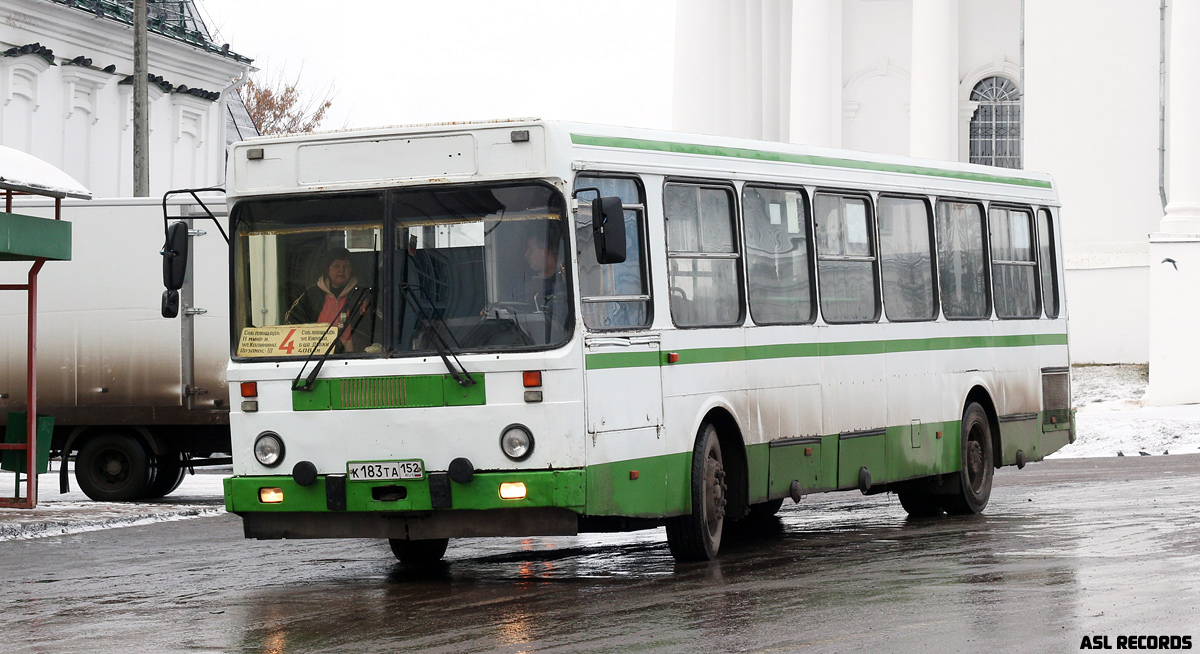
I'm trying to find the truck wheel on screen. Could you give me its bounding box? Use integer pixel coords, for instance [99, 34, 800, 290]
[943, 402, 994, 515]
[75, 434, 152, 502]
[141, 454, 187, 500]
[389, 538, 449, 566]
[665, 422, 727, 562]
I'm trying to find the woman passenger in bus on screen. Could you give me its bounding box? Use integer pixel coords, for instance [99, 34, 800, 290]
[283, 246, 374, 352]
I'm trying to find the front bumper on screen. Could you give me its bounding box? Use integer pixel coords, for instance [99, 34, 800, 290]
[224, 469, 586, 515]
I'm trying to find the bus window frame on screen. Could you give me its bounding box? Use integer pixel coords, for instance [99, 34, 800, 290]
[1036, 206, 1060, 320]
[572, 172, 654, 332]
[934, 196, 993, 322]
[813, 188, 881, 325]
[228, 191, 389, 364]
[740, 182, 817, 327]
[987, 202, 1041, 320]
[661, 177, 746, 330]
[228, 181, 576, 363]
[876, 192, 940, 323]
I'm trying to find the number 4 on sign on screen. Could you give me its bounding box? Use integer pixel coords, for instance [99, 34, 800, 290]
[278, 328, 297, 354]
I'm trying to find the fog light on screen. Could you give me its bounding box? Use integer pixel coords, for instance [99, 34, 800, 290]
[259, 487, 284, 503]
[499, 482, 527, 500]
[254, 432, 285, 467]
[500, 424, 533, 461]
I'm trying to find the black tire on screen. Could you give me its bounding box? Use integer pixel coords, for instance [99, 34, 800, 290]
[665, 422, 728, 562]
[141, 454, 187, 500]
[943, 402, 994, 515]
[75, 434, 152, 502]
[389, 538, 449, 566]
[897, 491, 944, 517]
[749, 498, 784, 518]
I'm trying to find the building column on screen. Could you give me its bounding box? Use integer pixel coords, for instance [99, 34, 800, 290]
[1148, 0, 1200, 405]
[788, 0, 838, 147]
[1162, 0, 1200, 233]
[909, 0, 958, 160]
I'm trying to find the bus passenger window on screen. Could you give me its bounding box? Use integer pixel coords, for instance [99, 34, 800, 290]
[935, 200, 990, 319]
[989, 207, 1039, 319]
[574, 176, 651, 330]
[664, 183, 742, 327]
[814, 194, 878, 323]
[878, 196, 937, 321]
[743, 185, 814, 325]
[1038, 209, 1059, 319]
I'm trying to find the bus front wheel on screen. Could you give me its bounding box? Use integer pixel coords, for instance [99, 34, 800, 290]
[944, 402, 994, 515]
[666, 422, 727, 562]
[389, 538, 449, 566]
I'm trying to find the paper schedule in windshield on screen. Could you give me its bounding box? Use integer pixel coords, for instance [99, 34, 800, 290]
[237, 324, 339, 358]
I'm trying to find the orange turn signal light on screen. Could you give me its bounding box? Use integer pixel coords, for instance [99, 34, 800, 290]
[259, 487, 284, 503]
[522, 371, 542, 388]
[667, 353, 680, 364]
[240, 382, 258, 398]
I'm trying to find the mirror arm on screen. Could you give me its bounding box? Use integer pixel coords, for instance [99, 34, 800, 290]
[161, 187, 229, 245]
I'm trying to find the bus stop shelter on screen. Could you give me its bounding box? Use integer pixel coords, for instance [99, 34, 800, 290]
[0, 145, 88, 509]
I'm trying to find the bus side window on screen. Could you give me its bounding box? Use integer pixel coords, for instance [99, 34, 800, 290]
[664, 183, 743, 328]
[574, 175, 651, 330]
[935, 200, 990, 320]
[878, 196, 937, 321]
[814, 193, 879, 323]
[989, 206, 1040, 319]
[1037, 208, 1059, 319]
[743, 185, 815, 325]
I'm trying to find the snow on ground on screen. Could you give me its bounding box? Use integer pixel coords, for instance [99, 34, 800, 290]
[0, 466, 227, 541]
[1054, 364, 1200, 459]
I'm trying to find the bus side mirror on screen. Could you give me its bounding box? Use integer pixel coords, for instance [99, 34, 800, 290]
[592, 196, 626, 264]
[161, 289, 179, 318]
[162, 220, 190, 291]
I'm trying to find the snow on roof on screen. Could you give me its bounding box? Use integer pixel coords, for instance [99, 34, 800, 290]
[0, 146, 91, 200]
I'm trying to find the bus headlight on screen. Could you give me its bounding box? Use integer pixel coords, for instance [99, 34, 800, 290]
[500, 424, 533, 461]
[254, 432, 285, 467]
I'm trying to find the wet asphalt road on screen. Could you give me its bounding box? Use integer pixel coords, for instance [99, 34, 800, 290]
[3, 454, 1198, 653]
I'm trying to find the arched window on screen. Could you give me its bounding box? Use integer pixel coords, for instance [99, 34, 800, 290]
[969, 76, 1021, 169]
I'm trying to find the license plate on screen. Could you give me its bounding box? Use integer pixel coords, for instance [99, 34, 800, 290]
[347, 460, 424, 481]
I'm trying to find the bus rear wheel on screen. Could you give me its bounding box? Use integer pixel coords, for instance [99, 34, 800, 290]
[665, 422, 727, 562]
[389, 538, 449, 566]
[944, 402, 994, 515]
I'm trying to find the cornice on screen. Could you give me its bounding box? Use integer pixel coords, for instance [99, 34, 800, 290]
[0, 1, 249, 84]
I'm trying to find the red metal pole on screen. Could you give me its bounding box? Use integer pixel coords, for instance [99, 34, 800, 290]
[25, 258, 44, 508]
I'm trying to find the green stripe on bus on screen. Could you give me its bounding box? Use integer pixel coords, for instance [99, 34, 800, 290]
[585, 333, 1068, 369]
[223, 409, 1071, 517]
[569, 133, 1054, 189]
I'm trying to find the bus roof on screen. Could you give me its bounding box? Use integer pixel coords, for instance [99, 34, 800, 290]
[227, 119, 1055, 202]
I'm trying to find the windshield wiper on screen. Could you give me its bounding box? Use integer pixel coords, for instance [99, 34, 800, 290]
[399, 284, 476, 387]
[291, 286, 373, 392]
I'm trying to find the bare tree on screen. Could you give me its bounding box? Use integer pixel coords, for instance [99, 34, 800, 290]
[242, 68, 334, 135]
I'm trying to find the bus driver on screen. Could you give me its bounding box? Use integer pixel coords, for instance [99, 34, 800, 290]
[284, 246, 373, 352]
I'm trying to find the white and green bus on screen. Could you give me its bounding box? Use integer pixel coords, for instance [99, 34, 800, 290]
[220, 119, 1072, 563]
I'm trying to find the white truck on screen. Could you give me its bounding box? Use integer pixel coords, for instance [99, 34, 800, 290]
[0, 193, 230, 500]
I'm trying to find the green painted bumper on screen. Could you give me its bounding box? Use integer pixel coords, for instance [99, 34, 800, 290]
[225, 469, 586, 514]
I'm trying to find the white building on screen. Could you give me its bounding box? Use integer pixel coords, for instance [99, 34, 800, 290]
[0, 0, 254, 197]
[673, 0, 1200, 404]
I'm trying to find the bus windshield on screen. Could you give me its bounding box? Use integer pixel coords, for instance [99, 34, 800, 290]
[231, 183, 571, 360]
